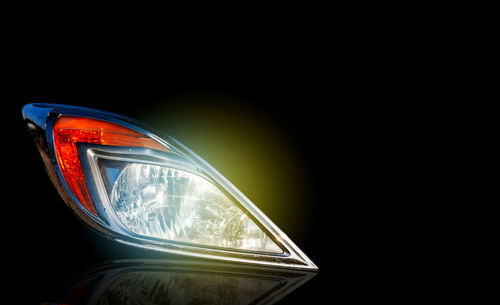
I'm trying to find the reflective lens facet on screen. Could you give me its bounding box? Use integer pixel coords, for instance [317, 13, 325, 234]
[110, 163, 282, 253]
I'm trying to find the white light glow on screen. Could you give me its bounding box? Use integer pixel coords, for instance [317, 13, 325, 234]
[109, 163, 282, 253]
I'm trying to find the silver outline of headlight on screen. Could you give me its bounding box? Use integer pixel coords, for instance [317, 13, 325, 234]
[23, 103, 318, 271]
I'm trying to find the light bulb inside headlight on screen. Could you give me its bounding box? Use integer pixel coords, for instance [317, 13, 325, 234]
[110, 163, 282, 253]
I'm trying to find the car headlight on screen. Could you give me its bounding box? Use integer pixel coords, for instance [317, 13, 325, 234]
[23, 103, 317, 270]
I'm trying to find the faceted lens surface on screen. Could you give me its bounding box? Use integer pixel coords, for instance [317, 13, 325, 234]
[110, 163, 282, 253]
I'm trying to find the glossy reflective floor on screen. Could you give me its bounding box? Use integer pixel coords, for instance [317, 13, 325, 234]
[42, 259, 316, 305]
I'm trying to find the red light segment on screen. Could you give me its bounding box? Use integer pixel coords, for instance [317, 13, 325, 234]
[53, 116, 169, 215]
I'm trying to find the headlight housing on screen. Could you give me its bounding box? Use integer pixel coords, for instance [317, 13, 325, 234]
[23, 103, 317, 270]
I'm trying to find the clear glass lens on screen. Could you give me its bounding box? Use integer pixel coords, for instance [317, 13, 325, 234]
[109, 163, 282, 253]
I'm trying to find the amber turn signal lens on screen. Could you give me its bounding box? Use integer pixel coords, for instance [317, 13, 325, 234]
[53, 116, 169, 215]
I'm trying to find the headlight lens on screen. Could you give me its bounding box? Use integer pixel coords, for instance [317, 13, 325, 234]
[110, 163, 281, 253]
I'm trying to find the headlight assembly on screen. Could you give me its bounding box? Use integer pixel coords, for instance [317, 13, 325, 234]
[23, 103, 317, 270]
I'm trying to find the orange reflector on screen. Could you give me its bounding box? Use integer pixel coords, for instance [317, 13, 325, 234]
[53, 116, 169, 215]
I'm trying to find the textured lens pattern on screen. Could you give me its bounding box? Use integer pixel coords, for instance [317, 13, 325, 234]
[110, 163, 282, 253]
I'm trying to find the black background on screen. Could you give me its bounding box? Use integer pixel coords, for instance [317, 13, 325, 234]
[2, 6, 458, 302]
[3, 56, 349, 303]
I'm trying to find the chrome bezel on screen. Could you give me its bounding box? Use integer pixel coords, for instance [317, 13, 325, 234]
[81, 144, 287, 255]
[22, 103, 317, 271]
